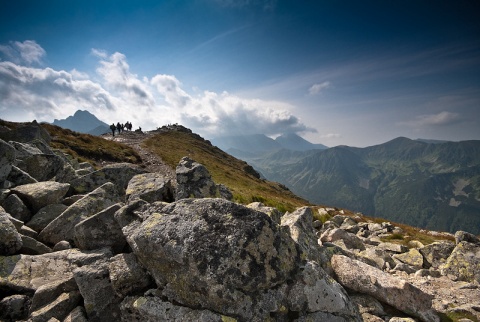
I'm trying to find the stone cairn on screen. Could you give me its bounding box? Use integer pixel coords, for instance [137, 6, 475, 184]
[0, 121, 479, 322]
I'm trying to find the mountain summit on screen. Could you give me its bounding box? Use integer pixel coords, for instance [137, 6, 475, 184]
[52, 110, 109, 135]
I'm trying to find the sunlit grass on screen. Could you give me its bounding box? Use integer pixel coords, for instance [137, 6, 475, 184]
[41, 123, 142, 167]
[143, 130, 308, 212]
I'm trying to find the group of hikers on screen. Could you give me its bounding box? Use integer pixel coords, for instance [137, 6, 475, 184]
[110, 121, 133, 136]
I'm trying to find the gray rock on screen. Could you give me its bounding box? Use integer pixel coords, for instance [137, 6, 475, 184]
[20, 234, 52, 255]
[393, 262, 418, 274]
[392, 248, 424, 270]
[2, 193, 31, 222]
[73, 259, 122, 322]
[441, 241, 480, 284]
[320, 228, 366, 251]
[126, 198, 299, 320]
[359, 247, 396, 270]
[0, 248, 112, 293]
[109, 253, 154, 298]
[4, 211, 24, 230]
[120, 295, 227, 322]
[19, 224, 38, 238]
[0, 139, 15, 184]
[11, 141, 66, 182]
[11, 181, 70, 213]
[69, 162, 146, 194]
[350, 294, 385, 316]
[455, 230, 480, 245]
[53, 241, 72, 251]
[29, 290, 82, 322]
[419, 241, 455, 269]
[0, 211, 23, 255]
[126, 172, 174, 203]
[281, 206, 322, 263]
[63, 306, 88, 322]
[38, 182, 121, 245]
[6, 165, 37, 186]
[376, 242, 408, 253]
[26, 203, 68, 233]
[175, 156, 223, 200]
[331, 255, 439, 322]
[0, 294, 31, 321]
[247, 202, 283, 224]
[0, 120, 51, 144]
[74, 203, 125, 252]
[287, 261, 358, 317]
[31, 276, 78, 312]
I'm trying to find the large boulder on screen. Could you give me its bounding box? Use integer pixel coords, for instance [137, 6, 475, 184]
[320, 227, 366, 251]
[73, 258, 121, 322]
[38, 182, 121, 245]
[0, 294, 31, 321]
[331, 255, 438, 322]
[125, 198, 300, 320]
[29, 290, 82, 322]
[419, 241, 455, 269]
[26, 203, 68, 233]
[11, 181, 70, 213]
[441, 241, 480, 284]
[287, 261, 358, 318]
[0, 211, 23, 255]
[281, 206, 322, 263]
[10, 141, 66, 182]
[120, 295, 228, 321]
[0, 248, 112, 293]
[0, 139, 16, 185]
[2, 193, 31, 222]
[392, 248, 424, 270]
[125, 172, 174, 203]
[6, 165, 37, 186]
[247, 202, 282, 225]
[69, 163, 146, 194]
[175, 157, 231, 200]
[74, 204, 126, 253]
[0, 120, 51, 144]
[108, 253, 153, 298]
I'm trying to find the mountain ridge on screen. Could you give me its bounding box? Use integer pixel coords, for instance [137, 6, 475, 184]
[242, 137, 480, 234]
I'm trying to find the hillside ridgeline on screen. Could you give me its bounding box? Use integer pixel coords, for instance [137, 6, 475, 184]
[0, 120, 479, 321]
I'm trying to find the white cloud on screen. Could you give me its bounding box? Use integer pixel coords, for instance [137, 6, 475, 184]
[0, 40, 45, 65]
[401, 111, 461, 127]
[320, 133, 341, 139]
[0, 43, 312, 139]
[308, 81, 330, 95]
[151, 74, 190, 107]
[95, 52, 155, 108]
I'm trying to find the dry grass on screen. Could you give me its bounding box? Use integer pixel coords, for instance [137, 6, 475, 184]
[143, 130, 308, 212]
[41, 123, 142, 167]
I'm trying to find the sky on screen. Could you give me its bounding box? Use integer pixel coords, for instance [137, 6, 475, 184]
[0, 0, 479, 147]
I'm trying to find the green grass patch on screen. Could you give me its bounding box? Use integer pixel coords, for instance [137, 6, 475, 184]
[143, 131, 308, 212]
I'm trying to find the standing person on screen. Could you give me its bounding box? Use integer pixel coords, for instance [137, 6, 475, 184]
[110, 123, 116, 136]
[116, 122, 122, 134]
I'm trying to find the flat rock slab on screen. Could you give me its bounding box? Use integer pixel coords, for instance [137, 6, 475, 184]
[11, 182, 70, 213]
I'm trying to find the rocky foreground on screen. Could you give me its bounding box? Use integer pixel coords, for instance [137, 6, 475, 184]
[0, 122, 479, 322]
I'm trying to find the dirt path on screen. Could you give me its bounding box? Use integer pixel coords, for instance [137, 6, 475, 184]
[101, 130, 176, 184]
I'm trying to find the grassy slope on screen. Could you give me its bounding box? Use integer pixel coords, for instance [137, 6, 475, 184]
[41, 123, 142, 167]
[142, 130, 308, 212]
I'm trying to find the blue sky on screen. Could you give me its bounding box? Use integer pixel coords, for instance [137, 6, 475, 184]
[0, 0, 479, 147]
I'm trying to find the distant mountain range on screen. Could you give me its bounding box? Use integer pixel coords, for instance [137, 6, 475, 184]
[212, 133, 328, 153]
[52, 110, 110, 135]
[218, 135, 480, 234]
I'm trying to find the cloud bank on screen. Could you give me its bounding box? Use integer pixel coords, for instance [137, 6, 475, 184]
[0, 41, 312, 138]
